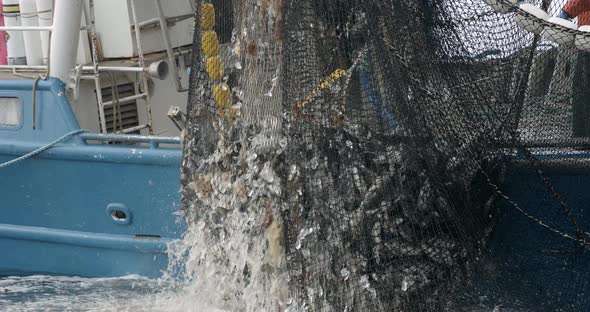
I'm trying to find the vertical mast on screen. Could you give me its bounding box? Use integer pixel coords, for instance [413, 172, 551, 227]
[49, 0, 82, 83]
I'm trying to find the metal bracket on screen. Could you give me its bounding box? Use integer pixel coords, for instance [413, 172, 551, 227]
[167, 106, 187, 131]
[72, 64, 83, 101]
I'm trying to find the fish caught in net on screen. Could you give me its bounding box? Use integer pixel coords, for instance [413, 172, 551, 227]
[179, 0, 590, 311]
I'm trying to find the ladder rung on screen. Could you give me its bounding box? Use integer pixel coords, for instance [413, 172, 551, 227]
[104, 105, 138, 114]
[102, 93, 147, 107]
[136, 17, 160, 30]
[117, 124, 149, 134]
[105, 113, 139, 123]
[132, 14, 193, 31]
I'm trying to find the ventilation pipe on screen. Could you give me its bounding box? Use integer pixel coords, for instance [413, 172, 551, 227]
[35, 0, 51, 65]
[19, 0, 42, 65]
[49, 0, 82, 83]
[3, 0, 25, 65]
[0, 1, 8, 65]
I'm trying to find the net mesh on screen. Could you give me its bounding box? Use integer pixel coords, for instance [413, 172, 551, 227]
[181, 0, 590, 310]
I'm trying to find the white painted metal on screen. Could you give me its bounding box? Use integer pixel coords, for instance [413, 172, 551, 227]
[3, 0, 26, 65]
[154, 0, 186, 92]
[49, 0, 82, 83]
[76, 8, 91, 65]
[85, 0, 107, 133]
[93, 0, 131, 59]
[93, 0, 192, 58]
[0, 0, 188, 137]
[35, 0, 52, 64]
[102, 93, 146, 107]
[129, 0, 153, 134]
[19, 0, 42, 65]
[0, 25, 51, 31]
[0, 64, 44, 70]
[69, 70, 188, 136]
[0, 63, 169, 79]
[77, 0, 153, 134]
[119, 124, 149, 134]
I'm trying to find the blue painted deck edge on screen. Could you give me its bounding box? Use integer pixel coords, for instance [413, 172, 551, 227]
[0, 139, 182, 166]
[0, 223, 173, 253]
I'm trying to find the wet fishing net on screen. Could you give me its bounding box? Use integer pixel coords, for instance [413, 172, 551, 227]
[180, 0, 590, 310]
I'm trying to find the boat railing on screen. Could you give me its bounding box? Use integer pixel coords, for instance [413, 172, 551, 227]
[79, 132, 181, 149]
[0, 63, 168, 76]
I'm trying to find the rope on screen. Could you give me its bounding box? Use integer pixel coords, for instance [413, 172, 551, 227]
[0, 129, 87, 169]
[3, 9, 52, 18]
[109, 73, 123, 133]
[294, 48, 365, 112]
[20, 9, 52, 19]
[31, 0, 54, 129]
[32, 77, 41, 129]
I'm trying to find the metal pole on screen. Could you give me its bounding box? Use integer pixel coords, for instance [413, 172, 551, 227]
[85, 0, 108, 133]
[35, 0, 53, 64]
[0, 26, 52, 31]
[0, 64, 162, 75]
[154, 0, 186, 92]
[0, 65, 45, 70]
[49, 0, 82, 83]
[102, 93, 146, 107]
[129, 0, 153, 134]
[19, 0, 43, 65]
[135, 14, 193, 30]
[79, 66, 149, 74]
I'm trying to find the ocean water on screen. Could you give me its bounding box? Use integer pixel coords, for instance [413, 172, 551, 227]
[0, 224, 274, 312]
[0, 275, 224, 312]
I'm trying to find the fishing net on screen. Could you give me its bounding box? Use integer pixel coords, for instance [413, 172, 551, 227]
[180, 0, 590, 310]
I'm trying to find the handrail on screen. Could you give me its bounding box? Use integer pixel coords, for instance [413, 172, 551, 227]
[153, 0, 187, 92]
[0, 65, 46, 70]
[0, 26, 90, 32]
[79, 133, 181, 147]
[0, 64, 167, 78]
[133, 14, 193, 30]
[0, 26, 52, 31]
[0, 129, 87, 169]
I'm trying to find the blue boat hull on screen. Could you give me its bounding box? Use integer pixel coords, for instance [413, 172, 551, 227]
[0, 78, 185, 278]
[0, 225, 170, 277]
[477, 155, 590, 309]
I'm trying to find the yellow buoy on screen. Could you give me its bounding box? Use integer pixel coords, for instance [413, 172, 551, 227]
[202, 31, 220, 57]
[206, 55, 224, 80]
[200, 3, 215, 30]
[213, 83, 232, 109]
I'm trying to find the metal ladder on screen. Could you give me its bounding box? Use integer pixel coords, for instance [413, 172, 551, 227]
[85, 0, 153, 134]
[81, 0, 192, 134]
[134, 0, 190, 93]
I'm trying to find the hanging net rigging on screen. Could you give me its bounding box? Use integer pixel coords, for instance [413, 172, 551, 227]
[180, 0, 590, 310]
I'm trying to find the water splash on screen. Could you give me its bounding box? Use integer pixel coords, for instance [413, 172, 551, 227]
[0, 275, 205, 312]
